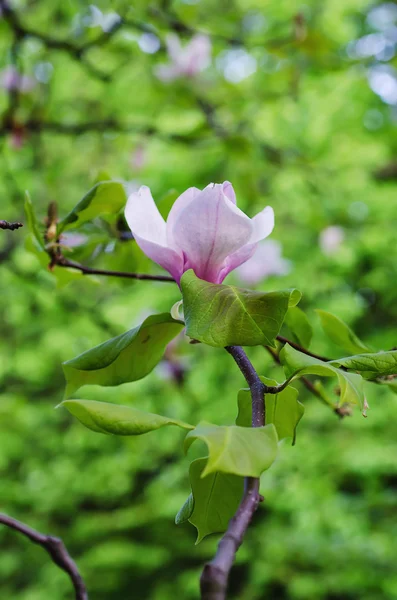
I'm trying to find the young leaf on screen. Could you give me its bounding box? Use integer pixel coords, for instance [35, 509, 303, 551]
[237, 377, 304, 445]
[316, 310, 370, 355]
[180, 270, 301, 347]
[58, 181, 127, 233]
[284, 306, 313, 348]
[330, 351, 397, 377]
[24, 192, 45, 250]
[280, 344, 365, 409]
[63, 313, 184, 397]
[177, 458, 244, 543]
[184, 422, 278, 478]
[175, 493, 194, 525]
[61, 399, 193, 435]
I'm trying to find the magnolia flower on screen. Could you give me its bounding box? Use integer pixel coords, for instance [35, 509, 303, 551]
[125, 182, 274, 284]
[155, 34, 211, 82]
[319, 226, 345, 255]
[0, 66, 35, 93]
[236, 239, 291, 285]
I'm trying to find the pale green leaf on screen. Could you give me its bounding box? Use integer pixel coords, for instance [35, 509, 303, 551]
[184, 422, 278, 477]
[61, 399, 193, 435]
[63, 313, 184, 397]
[284, 306, 313, 348]
[180, 269, 301, 347]
[280, 344, 365, 409]
[58, 181, 127, 233]
[237, 377, 304, 445]
[316, 310, 370, 355]
[175, 493, 194, 525]
[179, 458, 244, 543]
[330, 351, 397, 377]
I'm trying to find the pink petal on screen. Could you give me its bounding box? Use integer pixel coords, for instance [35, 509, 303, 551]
[222, 181, 236, 204]
[217, 243, 257, 283]
[249, 206, 275, 243]
[125, 186, 183, 280]
[171, 183, 253, 282]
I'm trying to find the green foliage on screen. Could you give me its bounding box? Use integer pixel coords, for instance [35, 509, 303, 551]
[63, 314, 184, 397]
[58, 181, 127, 233]
[181, 270, 300, 347]
[178, 458, 244, 543]
[237, 377, 304, 445]
[330, 351, 397, 378]
[61, 399, 193, 435]
[184, 422, 278, 478]
[24, 192, 45, 250]
[284, 307, 313, 348]
[280, 344, 365, 409]
[316, 309, 370, 355]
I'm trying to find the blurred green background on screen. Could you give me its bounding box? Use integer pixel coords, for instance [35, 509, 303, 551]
[1, 0, 397, 598]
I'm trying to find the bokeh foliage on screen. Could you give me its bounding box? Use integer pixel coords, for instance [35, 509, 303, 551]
[0, 0, 397, 598]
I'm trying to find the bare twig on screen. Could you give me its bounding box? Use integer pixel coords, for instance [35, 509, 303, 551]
[200, 347, 266, 599]
[0, 220, 23, 230]
[55, 257, 175, 283]
[0, 514, 88, 600]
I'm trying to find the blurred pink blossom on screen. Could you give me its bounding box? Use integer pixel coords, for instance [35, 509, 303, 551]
[0, 66, 36, 93]
[319, 226, 345, 255]
[130, 144, 146, 171]
[236, 239, 291, 285]
[155, 34, 211, 82]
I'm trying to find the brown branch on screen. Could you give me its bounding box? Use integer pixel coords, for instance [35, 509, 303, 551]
[276, 335, 331, 362]
[200, 346, 265, 599]
[55, 257, 175, 283]
[0, 220, 23, 230]
[0, 514, 88, 600]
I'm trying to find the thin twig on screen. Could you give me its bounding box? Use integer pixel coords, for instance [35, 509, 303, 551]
[55, 257, 175, 283]
[0, 514, 88, 600]
[276, 335, 331, 362]
[200, 347, 266, 599]
[0, 220, 23, 230]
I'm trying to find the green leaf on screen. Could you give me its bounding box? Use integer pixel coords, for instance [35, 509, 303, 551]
[316, 310, 370, 355]
[284, 306, 313, 348]
[58, 181, 127, 233]
[184, 422, 278, 477]
[179, 458, 244, 543]
[61, 399, 193, 435]
[175, 493, 194, 525]
[24, 192, 45, 250]
[180, 270, 301, 347]
[330, 351, 397, 377]
[280, 344, 365, 409]
[237, 377, 304, 445]
[63, 313, 184, 397]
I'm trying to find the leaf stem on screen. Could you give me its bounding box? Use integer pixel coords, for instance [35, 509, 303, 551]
[0, 513, 88, 600]
[199, 346, 265, 599]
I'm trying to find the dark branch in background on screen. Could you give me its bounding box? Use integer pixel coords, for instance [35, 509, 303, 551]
[0, 220, 23, 230]
[55, 257, 175, 283]
[0, 514, 88, 600]
[200, 346, 266, 600]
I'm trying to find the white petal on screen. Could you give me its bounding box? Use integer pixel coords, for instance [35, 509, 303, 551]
[166, 187, 201, 248]
[249, 206, 274, 244]
[217, 243, 257, 283]
[125, 186, 167, 245]
[222, 181, 236, 204]
[125, 186, 183, 281]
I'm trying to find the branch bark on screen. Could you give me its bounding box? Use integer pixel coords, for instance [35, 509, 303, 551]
[0, 514, 88, 600]
[54, 257, 175, 283]
[0, 220, 23, 230]
[200, 346, 266, 600]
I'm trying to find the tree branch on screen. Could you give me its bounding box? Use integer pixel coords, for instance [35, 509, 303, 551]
[0, 514, 88, 600]
[54, 257, 175, 283]
[0, 220, 23, 230]
[276, 335, 331, 362]
[200, 346, 265, 599]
